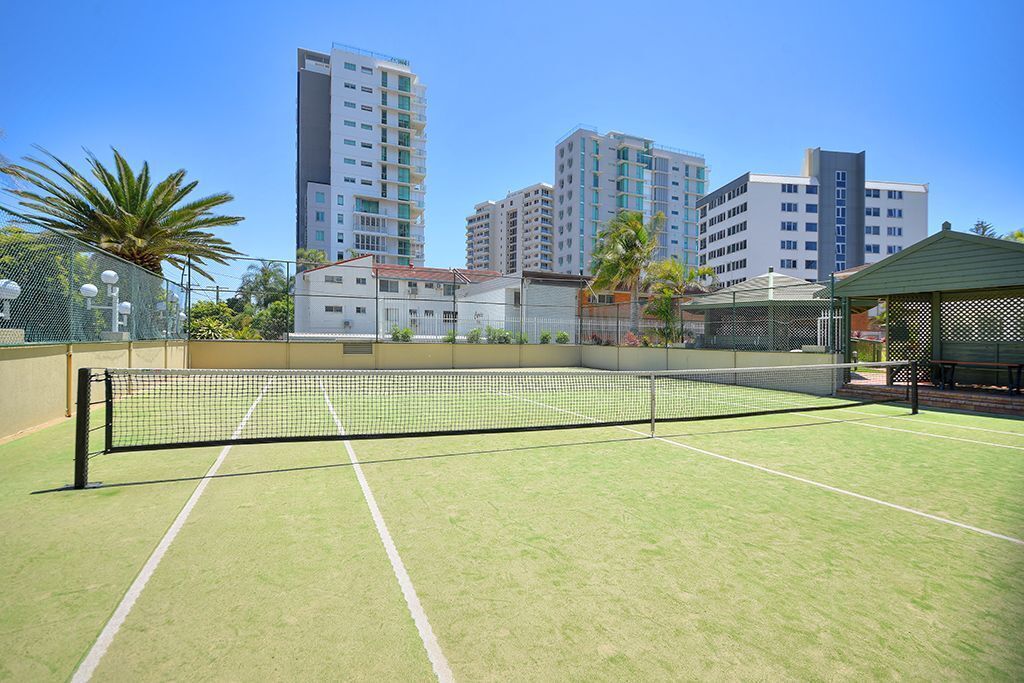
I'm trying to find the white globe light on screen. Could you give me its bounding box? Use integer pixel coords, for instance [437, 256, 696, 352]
[0, 279, 20, 301]
[100, 270, 119, 285]
[178, 312, 187, 322]
[169, 292, 179, 304]
[79, 283, 98, 298]
[156, 301, 167, 312]
[118, 301, 132, 315]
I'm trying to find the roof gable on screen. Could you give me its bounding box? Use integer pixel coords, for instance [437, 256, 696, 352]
[833, 230, 1024, 298]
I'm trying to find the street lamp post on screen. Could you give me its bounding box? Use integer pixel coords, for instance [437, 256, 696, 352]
[80, 270, 132, 341]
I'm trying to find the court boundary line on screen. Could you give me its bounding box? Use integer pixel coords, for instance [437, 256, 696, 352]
[795, 411, 1024, 451]
[71, 381, 272, 683]
[320, 382, 454, 683]
[834, 408, 1024, 438]
[509, 394, 1024, 547]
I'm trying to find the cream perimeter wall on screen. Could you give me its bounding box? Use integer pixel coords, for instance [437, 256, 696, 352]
[0, 341, 187, 442]
[2, 339, 839, 441]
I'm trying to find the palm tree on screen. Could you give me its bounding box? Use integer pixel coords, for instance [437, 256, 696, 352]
[1003, 229, 1024, 243]
[1, 147, 242, 279]
[971, 220, 998, 238]
[590, 211, 664, 332]
[238, 260, 287, 309]
[296, 247, 327, 272]
[643, 260, 718, 345]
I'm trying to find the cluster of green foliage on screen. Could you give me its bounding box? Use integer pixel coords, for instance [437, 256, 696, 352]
[466, 328, 482, 344]
[539, 331, 551, 344]
[485, 326, 512, 344]
[186, 299, 292, 341]
[971, 220, 1024, 243]
[443, 329, 457, 343]
[555, 331, 570, 344]
[390, 325, 414, 342]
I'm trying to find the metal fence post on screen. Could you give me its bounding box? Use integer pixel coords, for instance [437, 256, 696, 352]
[73, 367, 92, 489]
[374, 272, 380, 343]
[910, 360, 919, 414]
[649, 372, 656, 438]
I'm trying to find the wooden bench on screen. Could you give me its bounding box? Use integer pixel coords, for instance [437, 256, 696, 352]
[931, 360, 1023, 395]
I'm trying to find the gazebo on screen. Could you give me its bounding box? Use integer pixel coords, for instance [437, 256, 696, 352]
[832, 223, 1024, 392]
[682, 271, 831, 351]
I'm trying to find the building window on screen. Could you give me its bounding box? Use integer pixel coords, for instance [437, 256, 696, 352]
[781, 221, 798, 231]
[780, 259, 797, 268]
[344, 82, 356, 90]
[866, 225, 880, 235]
[806, 185, 818, 195]
[344, 120, 356, 127]
[887, 245, 903, 254]
[781, 203, 798, 212]
[324, 275, 343, 284]
[836, 171, 846, 182]
[361, 66, 372, 74]
[337, 195, 344, 205]
[887, 208, 903, 218]
[314, 211, 325, 222]
[356, 306, 366, 314]
[344, 158, 356, 165]
[780, 240, 797, 250]
[325, 305, 344, 313]
[781, 183, 799, 193]
[865, 188, 880, 198]
[344, 62, 356, 71]
[344, 101, 356, 109]
[344, 139, 356, 146]
[344, 176, 355, 183]
[337, 214, 344, 225]
[805, 204, 818, 213]
[866, 244, 880, 254]
[887, 226, 903, 236]
[379, 279, 399, 293]
[805, 260, 817, 269]
[356, 277, 367, 285]
[314, 230, 324, 241]
[337, 234, 344, 243]
[888, 190, 904, 200]
[805, 222, 818, 232]
[314, 191, 325, 203]
[443, 310, 458, 323]
[866, 207, 880, 217]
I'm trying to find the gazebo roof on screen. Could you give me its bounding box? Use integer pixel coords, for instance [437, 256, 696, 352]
[684, 271, 825, 310]
[832, 228, 1024, 298]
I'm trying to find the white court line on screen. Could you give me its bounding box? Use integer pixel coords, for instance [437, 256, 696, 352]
[510, 394, 1024, 547]
[72, 381, 272, 683]
[320, 382, 454, 683]
[835, 408, 1024, 438]
[796, 411, 1024, 451]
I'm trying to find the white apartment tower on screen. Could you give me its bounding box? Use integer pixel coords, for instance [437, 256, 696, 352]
[296, 44, 426, 266]
[466, 183, 554, 273]
[553, 126, 707, 275]
[698, 149, 928, 286]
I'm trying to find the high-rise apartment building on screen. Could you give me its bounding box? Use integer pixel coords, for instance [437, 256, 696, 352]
[552, 126, 707, 275]
[465, 183, 554, 273]
[296, 44, 426, 266]
[698, 148, 928, 286]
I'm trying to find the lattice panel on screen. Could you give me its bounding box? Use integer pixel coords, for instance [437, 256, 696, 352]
[940, 293, 1024, 343]
[887, 294, 931, 382]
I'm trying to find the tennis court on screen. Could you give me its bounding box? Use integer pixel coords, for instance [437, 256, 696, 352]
[2, 365, 1023, 680]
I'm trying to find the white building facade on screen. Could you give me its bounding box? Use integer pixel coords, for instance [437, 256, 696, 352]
[698, 149, 928, 286]
[553, 126, 707, 275]
[294, 255, 584, 342]
[296, 44, 426, 267]
[466, 183, 554, 273]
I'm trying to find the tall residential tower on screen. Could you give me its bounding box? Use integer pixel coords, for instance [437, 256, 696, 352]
[698, 148, 928, 286]
[296, 44, 426, 266]
[553, 126, 707, 275]
[465, 183, 554, 273]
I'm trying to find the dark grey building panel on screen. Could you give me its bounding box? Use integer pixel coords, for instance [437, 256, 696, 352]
[296, 51, 330, 251]
[807, 149, 865, 280]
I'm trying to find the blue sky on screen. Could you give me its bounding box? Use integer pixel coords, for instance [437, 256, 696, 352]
[2, 0, 1022, 284]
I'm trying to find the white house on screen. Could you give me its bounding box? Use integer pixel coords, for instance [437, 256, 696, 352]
[293, 255, 585, 341]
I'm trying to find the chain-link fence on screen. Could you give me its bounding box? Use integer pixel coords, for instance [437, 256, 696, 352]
[0, 225, 187, 345]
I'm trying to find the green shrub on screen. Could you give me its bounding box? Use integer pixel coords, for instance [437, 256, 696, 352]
[555, 331, 570, 344]
[443, 329, 457, 344]
[539, 331, 552, 344]
[515, 332, 529, 345]
[390, 325, 414, 342]
[466, 328, 482, 344]
[485, 325, 512, 344]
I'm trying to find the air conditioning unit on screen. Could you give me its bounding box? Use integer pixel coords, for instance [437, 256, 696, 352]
[343, 320, 353, 329]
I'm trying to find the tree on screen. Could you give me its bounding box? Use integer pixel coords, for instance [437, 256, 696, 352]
[642, 260, 718, 345]
[971, 220, 998, 238]
[1, 148, 242, 279]
[296, 247, 327, 272]
[1003, 229, 1024, 243]
[590, 211, 664, 333]
[252, 298, 293, 340]
[237, 260, 287, 309]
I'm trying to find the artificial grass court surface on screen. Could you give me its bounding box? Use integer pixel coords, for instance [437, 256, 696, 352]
[1, 402, 1022, 679]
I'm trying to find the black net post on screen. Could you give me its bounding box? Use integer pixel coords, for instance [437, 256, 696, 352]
[649, 372, 656, 438]
[910, 360, 919, 414]
[73, 367, 92, 489]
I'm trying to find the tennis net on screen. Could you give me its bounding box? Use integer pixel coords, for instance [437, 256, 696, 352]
[73, 361, 916, 487]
